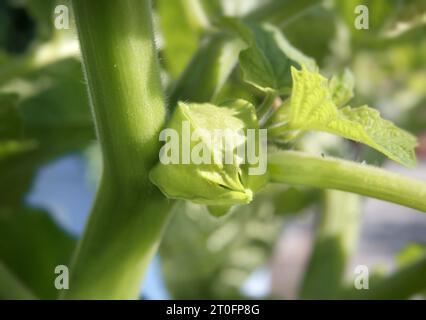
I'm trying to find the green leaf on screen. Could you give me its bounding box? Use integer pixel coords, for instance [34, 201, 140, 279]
[396, 243, 426, 298]
[279, 4, 336, 64]
[329, 69, 355, 107]
[169, 33, 244, 107]
[160, 185, 297, 299]
[207, 205, 232, 218]
[0, 94, 36, 159]
[0, 208, 75, 299]
[157, 0, 206, 78]
[336, 106, 418, 167]
[0, 262, 36, 300]
[220, 18, 316, 93]
[25, 0, 57, 40]
[286, 67, 417, 167]
[397, 243, 425, 267]
[0, 94, 22, 140]
[299, 190, 361, 299]
[0, 58, 93, 207]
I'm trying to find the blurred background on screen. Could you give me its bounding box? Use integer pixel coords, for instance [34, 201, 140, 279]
[0, 0, 425, 299]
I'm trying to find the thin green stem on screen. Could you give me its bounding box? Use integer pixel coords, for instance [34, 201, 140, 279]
[65, 0, 171, 299]
[268, 151, 426, 212]
[258, 92, 277, 126]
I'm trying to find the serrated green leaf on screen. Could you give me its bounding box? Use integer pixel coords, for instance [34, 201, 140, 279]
[220, 17, 317, 93]
[329, 69, 355, 107]
[285, 67, 417, 167]
[336, 106, 418, 167]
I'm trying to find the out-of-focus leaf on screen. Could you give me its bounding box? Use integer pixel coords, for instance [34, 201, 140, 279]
[0, 93, 36, 159]
[397, 243, 425, 267]
[169, 33, 244, 107]
[157, 0, 207, 78]
[299, 190, 361, 299]
[160, 184, 316, 299]
[0, 2, 10, 48]
[0, 262, 36, 299]
[25, 0, 58, 40]
[0, 58, 93, 207]
[220, 17, 316, 93]
[334, 0, 426, 46]
[245, 0, 322, 25]
[397, 243, 426, 297]
[334, 0, 397, 36]
[345, 255, 426, 299]
[0, 207, 75, 299]
[200, 0, 223, 18]
[280, 5, 336, 64]
[0, 93, 22, 139]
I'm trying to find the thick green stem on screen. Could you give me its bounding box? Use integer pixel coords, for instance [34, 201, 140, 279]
[65, 0, 171, 299]
[268, 151, 426, 212]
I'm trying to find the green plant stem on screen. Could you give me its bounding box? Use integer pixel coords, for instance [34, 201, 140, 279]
[65, 0, 171, 299]
[299, 190, 361, 299]
[268, 151, 426, 212]
[257, 92, 277, 125]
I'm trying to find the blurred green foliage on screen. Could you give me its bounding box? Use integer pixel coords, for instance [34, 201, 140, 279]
[0, 0, 425, 300]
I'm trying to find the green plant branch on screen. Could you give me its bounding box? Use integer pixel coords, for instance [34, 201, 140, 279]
[299, 190, 361, 299]
[65, 0, 171, 299]
[268, 151, 426, 212]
